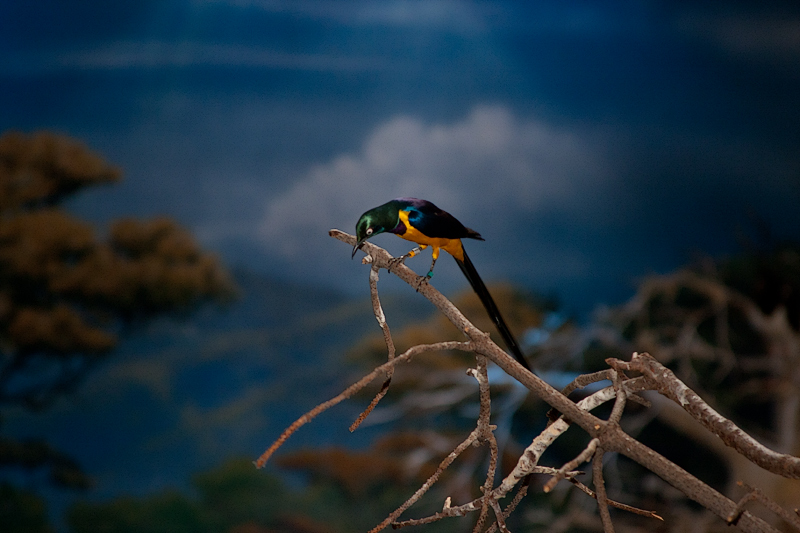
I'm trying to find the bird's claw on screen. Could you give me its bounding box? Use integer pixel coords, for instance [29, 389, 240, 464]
[414, 275, 430, 292]
[387, 256, 406, 273]
[386, 255, 406, 272]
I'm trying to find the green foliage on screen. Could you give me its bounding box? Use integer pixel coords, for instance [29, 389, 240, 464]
[67, 459, 326, 533]
[69, 492, 204, 533]
[0, 482, 52, 533]
[66, 455, 466, 533]
[192, 458, 288, 531]
[0, 437, 91, 490]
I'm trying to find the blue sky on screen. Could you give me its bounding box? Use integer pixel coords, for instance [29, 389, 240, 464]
[2, 0, 799, 315]
[2, 2, 800, 527]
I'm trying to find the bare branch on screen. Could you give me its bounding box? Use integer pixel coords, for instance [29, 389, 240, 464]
[567, 477, 663, 521]
[263, 230, 800, 533]
[504, 385, 619, 499]
[351, 266, 396, 431]
[368, 357, 495, 533]
[609, 352, 800, 479]
[544, 438, 599, 493]
[593, 446, 614, 533]
[727, 482, 800, 531]
[255, 340, 472, 468]
[483, 475, 532, 533]
[471, 355, 498, 532]
[488, 497, 509, 533]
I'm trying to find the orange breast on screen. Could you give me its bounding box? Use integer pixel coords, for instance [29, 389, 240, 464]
[397, 210, 465, 261]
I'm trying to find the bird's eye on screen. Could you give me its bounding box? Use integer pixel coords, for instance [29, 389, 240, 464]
[366, 228, 373, 236]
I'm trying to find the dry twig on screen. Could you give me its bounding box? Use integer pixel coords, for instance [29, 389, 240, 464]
[350, 266, 396, 431]
[255, 231, 800, 533]
[727, 481, 800, 531]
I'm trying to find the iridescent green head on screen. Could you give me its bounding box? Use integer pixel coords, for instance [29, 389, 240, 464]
[352, 202, 400, 258]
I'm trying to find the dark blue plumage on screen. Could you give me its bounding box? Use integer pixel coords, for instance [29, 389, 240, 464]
[353, 197, 531, 371]
[389, 198, 483, 241]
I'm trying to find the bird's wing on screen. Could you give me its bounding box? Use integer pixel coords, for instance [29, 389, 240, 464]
[400, 199, 479, 240]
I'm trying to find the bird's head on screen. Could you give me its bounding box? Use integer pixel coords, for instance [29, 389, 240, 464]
[352, 210, 390, 258]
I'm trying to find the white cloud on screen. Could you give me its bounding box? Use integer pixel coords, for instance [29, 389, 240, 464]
[258, 105, 602, 258]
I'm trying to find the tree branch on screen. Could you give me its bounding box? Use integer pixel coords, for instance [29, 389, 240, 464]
[259, 230, 800, 532]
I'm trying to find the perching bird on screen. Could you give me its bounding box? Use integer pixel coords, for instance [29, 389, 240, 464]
[352, 197, 531, 371]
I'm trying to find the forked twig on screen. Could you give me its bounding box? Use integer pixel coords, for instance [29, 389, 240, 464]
[471, 356, 499, 531]
[609, 353, 800, 479]
[727, 481, 800, 531]
[257, 231, 800, 533]
[351, 266, 396, 432]
[567, 477, 663, 520]
[544, 438, 599, 493]
[369, 356, 497, 533]
[255, 340, 472, 468]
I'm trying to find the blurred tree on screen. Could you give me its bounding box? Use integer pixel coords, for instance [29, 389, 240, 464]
[600, 243, 800, 448]
[0, 482, 50, 533]
[538, 242, 800, 531]
[68, 453, 465, 533]
[0, 131, 236, 513]
[68, 458, 336, 533]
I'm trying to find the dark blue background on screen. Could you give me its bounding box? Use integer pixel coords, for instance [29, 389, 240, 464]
[1, 1, 799, 527]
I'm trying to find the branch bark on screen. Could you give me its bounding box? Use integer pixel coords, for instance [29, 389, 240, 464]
[331, 229, 797, 532]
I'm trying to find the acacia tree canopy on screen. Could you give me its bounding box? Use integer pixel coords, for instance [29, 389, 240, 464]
[0, 131, 235, 468]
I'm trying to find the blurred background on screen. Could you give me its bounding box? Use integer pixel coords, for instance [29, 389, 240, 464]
[1, 1, 799, 532]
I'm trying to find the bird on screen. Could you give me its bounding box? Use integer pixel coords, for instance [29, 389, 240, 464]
[352, 197, 532, 372]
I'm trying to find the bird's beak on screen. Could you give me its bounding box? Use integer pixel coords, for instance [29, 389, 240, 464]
[352, 238, 366, 259]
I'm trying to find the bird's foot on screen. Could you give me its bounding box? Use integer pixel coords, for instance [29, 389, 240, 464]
[387, 256, 406, 274]
[414, 275, 430, 292]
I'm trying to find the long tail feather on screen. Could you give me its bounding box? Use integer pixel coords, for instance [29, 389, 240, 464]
[455, 251, 531, 371]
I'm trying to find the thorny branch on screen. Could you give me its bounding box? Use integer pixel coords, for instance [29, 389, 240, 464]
[256, 230, 800, 532]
